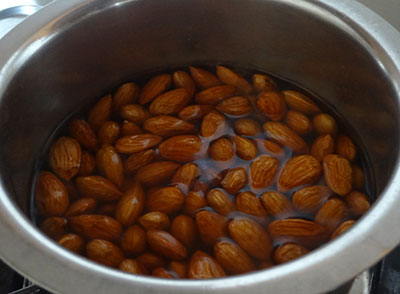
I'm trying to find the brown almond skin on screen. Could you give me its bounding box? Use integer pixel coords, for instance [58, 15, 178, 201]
[136, 161, 180, 186]
[234, 118, 261, 137]
[113, 82, 140, 113]
[257, 91, 287, 121]
[78, 151, 96, 176]
[149, 88, 192, 115]
[68, 119, 98, 152]
[323, 154, 352, 196]
[152, 267, 175, 278]
[200, 110, 227, 140]
[120, 225, 147, 255]
[121, 120, 143, 136]
[188, 251, 226, 279]
[49, 136, 82, 182]
[115, 181, 145, 226]
[313, 113, 338, 135]
[65, 197, 96, 217]
[253, 74, 278, 93]
[120, 104, 151, 124]
[220, 167, 247, 195]
[330, 220, 356, 240]
[40, 217, 67, 239]
[195, 210, 228, 246]
[216, 96, 252, 116]
[195, 85, 237, 105]
[352, 165, 365, 190]
[137, 253, 166, 272]
[261, 191, 293, 218]
[119, 259, 147, 275]
[58, 233, 85, 254]
[233, 136, 257, 160]
[169, 261, 188, 278]
[189, 66, 221, 89]
[214, 240, 256, 274]
[98, 121, 120, 145]
[282, 90, 321, 115]
[292, 186, 333, 214]
[139, 212, 171, 231]
[139, 74, 172, 105]
[147, 230, 187, 260]
[172, 163, 201, 191]
[173, 70, 196, 96]
[76, 176, 122, 202]
[143, 115, 195, 136]
[184, 191, 207, 217]
[345, 191, 371, 217]
[235, 191, 268, 217]
[278, 155, 322, 192]
[250, 155, 279, 189]
[178, 104, 214, 121]
[216, 65, 252, 94]
[158, 135, 203, 162]
[259, 139, 285, 158]
[311, 134, 335, 162]
[336, 135, 357, 161]
[206, 189, 235, 216]
[115, 134, 162, 154]
[124, 149, 156, 173]
[285, 110, 312, 135]
[88, 95, 112, 131]
[69, 214, 122, 241]
[146, 186, 185, 215]
[86, 239, 124, 268]
[209, 137, 235, 163]
[273, 243, 308, 264]
[96, 204, 116, 216]
[315, 198, 348, 232]
[170, 215, 198, 248]
[96, 144, 124, 188]
[228, 217, 273, 260]
[36, 171, 69, 217]
[263, 122, 308, 153]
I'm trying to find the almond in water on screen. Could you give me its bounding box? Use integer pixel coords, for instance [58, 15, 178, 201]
[315, 198, 348, 233]
[158, 135, 203, 162]
[136, 161, 180, 186]
[323, 154, 352, 196]
[253, 74, 278, 93]
[88, 95, 112, 131]
[188, 251, 226, 279]
[65, 197, 96, 217]
[195, 85, 236, 105]
[261, 191, 293, 218]
[235, 191, 268, 218]
[189, 66, 221, 89]
[184, 191, 207, 217]
[143, 115, 195, 136]
[112, 82, 140, 114]
[76, 176, 122, 202]
[49, 137, 81, 182]
[170, 215, 198, 249]
[263, 122, 308, 153]
[234, 118, 261, 136]
[124, 149, 156, 173]
[115, 181, 145, 226]
[149, 88, 192, 115]
[250, 155, 279, 189]
[214, 239, 256, 274]
[173, 70, 196, 96]
[146, 186, 185, 215]
[178, 104, 214, 121]
[216, 96, 252, 116]
[58, 233, 85, 254]
[40, 217, 67, 240]
[86, 239, 124, 267]
[120, 225, 147, 255]
[119, 259, 147, 275]
[345, 191, 370, 217]
[120, 104, 151, 125]
[257, 91, 287, 121]
[139, 212, 171, 231]
[216, 65, 252, 94]
[273, 243, 308, 264]
[139, 74, 171, 105]
[69, 214, 122, 241]
[233, 136, 257, 160]
[292, 185, 333, 214]
[311, 134, 335, 162]
[147, 230, 187, 260]
[96, 144, 124, 188]
[98, 121, 121, 145]
[78, 151, 96, 176]
[206, 189, 235, 216]
[115, 134, 162, 154]
[68, 119, 98, 152]
[282, 90, 321, 115]
[220, 167, 247, 195]
[195, 210, 228, 246]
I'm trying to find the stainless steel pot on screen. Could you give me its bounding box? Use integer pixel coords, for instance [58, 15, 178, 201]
[1, 0, 400, 293]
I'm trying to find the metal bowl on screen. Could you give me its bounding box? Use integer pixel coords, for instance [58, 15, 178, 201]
[1, 0, 400, 293]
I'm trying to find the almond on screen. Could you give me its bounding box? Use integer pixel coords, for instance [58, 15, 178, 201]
[124, 149, 156, 173]
[58, 233, 85, 254]
[323, 154, 352, 196]
[115, 134, 162, 154]
[206, 189, 235, 216]
[143, 115, 195, 137]
[178, 104, 214, 121]
[121, 120, 143, 136]
[311, 134, 335, 161]
[68, 119, 98, 152]
[188, 251, 226, 279]
[257, 91, 287, 121]
[170, 215, 198, 248]
[78, 151, 96, 176]
[113, 82, 140, 113]
[278, 155, 322, 192]
[120, 225, 147, 255]
[49, 137, 81, 181]
[69, 214, 122, 241]
[336, 135, 357, 161]
[216, 96, 251, 116]
[36, 171, 69, 217]
[284, 110, 312, 135]
[65, 197, 96, 217]
[139, 212, 170, 231]
[76, 176, 122, 201]
[184, 191, 207, 217]
[96, 203, 116, 216]
[345, 191, 370, 217]
[200, 167, 225, 188]
[152, 267, 175, 278]
[201, 110, 227, 140]
[115, 180, 145, 226]
[147, 230, 187, 260]
[195, 85, 236, 105]
[169, 261, 187, 278]
[136, 161, 180, 186]
[273, 243, 308, 264]
[158, 135, 203, 162]
[88, 95, 112, 130]
[282, 90, 321, 115]
[330, 220, 356, 239]
[189, 66, 221, 89]
[263, 122, 308, 153]
[172, 163, 201, 191]
[234, 118, 261, 136]
[352, 165, 365, 190]
[233, 136, 257, 160]
[96, 144, 124, 187]
[98, 121, 120, 145]
[149, 88, 192, 115]
[173, 70, 196, 96]
[120, 104, 151, 124]
[228, 217, 272, 260]
[235, 191, 268, 218]
[139, 74, 172, 105]
[137, 253, 166, 272]
[252, 74, 278, 93]
[261, 191, 293, 218]
[195, 210, 228, 246]
[209, 137, 235, 164]
[220, 167, 247, 195]
[214, 240, 256, 274]
[259, 139, 285, 158]
[216, 65, 252, 94]
[86, 239, 124, 267]
[249, 155, 279, 189]
[119, 259, 147, 275]
[146, 186, 185, 215]
[292, 185, 333, 214]
[315, 198, 348, 232]
[40, 217, 67, 239]
[313, 113, 338, 135]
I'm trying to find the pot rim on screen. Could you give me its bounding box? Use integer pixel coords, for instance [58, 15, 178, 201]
[1, 0, 400, 293]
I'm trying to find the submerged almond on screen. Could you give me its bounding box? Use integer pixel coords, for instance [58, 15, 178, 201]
[49, 137, 81, 182]
[139, 74, 172, 105]
[143, 115, 195, 136]
[189, 66, 221, 89]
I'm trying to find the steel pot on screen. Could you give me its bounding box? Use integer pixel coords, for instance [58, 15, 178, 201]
[1, 0, 400, 293]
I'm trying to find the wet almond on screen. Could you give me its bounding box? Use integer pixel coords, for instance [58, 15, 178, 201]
[188, 251, 226, 279]
[206, 189, 235, 216]
[158, 135, 203, 162]
[96, 144, 124, 187]
[250, 155, 279, 189]
[195, 210, 228, 246]
[253, 74, 278, 93]
[273, 243, 308, 264]
[121, 120, 143, 136]
[147, 230, 187, 260]
[76, 176, 122, 202]
[88, 95, 112, 130]
[139, 74, 171, 105]
[184, 191, 207, 217]
[115, 180, 145, 226]
[336, 135, 357, 161]
[119, 259, 147, 275]
[189, 66, 221, 89]
[235, 191, 268, 218]
[120, 225, 147, 255]
[261, 191, 293, 218]
[68, 119, 98, 152]
[311, 134, 335, 162]
[40, 217, 67, 239]
[234, 118, 261, 136]
[170, 215, 198, 249]
[257, 91, 287, 121]
[315, 198, 348, 233]
[233, 136, 257, 160]
[113, 82, 140, 113]
[65, 197, 96, 217]
[124, 149, 156, 173]
[330, 220, 356, 240]
[216, 65, 252, 94]
[263, 122, 308, 153]
[143, 115, 195, 136]
[149, 88, 192, 115]
[58, 233, 85, 254]
[115, 134, 162, 154]
[195, 85, 236, 105]
[282, 90, 321, 114]
[49, 137, 81, 182]
[139, 212, 170, 231]
[313, 113, 338, 135]
[86, 239, 124, 267]
[220, 167, 247, 195]
[323, 154, 352, 196]
[172, 163, 201, 191]
[216, 96, 251, 116]
[201, 110, 227, 140]
[78, 151, 96, 176]
[214, 240, 256, 274]
[69, 214, 122, 241]
[209, 137, 235, 164]
[146, 186, 185, 215]
[120, 104, 151, 125]
[98, 121, 120, 144]
[345, 191, 370, 217]
[285, 110, 312, 135]
[292, 186, 333, 214]
[173, 71, 196, 96]
[178, 104, 214, 121]
[135, 161, 180, 186]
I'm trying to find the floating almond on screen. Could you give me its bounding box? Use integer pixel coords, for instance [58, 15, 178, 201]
[143, 115, 195, 136]
[263, 122, 308, 153]
[216, 65, 252, 94]
[139, 74, 172, 105]
[124, 149, 156, 173]
[235, 191, 268, 218]
[119, 259, 147, 275]
[313, 113, 338, 135]
[259, 140, 285, 158]
[178, 104, 214, 121]
[250, 155, 279, 189]
[139, 212, 170, 231]
[209, 137, 235, 163]
[292, 185, 333, 214]
[120, 225, 147, 255]
[257, 91, 287, 121]
[206, 189, 235, 216]
[136, 161, 180, 186]
[147, 230, 187, 260]
[214, 240, 256, 274]
[233, 136, 257, 160]
[195, 85, 236, 105]
[311, 134, 335, 162]
[195, 210, 228, 246]
[115, 134, 162, 154]
[76, 176, 122, 201]
[261, 191, 293, 218]
[220, 167, 247, 195]
[171, 215, 198, 249]
[278, 155, 322, 192]
[49, 136, 81, 181]
[69, 214, 122, 241]
[315, 198, 348, 232]
[40, 217, 67, 239]
[158, 135, 202, 162]
[173, 70, 196, 96]
[58, 233, 85, 254]
[273, 243, 308, 264]
[253, 74, 278, 92]
[282, 90, 321, 115]
[115, 180, 145, 226]
[86, 239, 124, 267]
[285, 110, 312, 135]
[78, 151, 96, 176]
[352, 165, 365, 190]
[137, 253, 166, 272]
[172, 163, 201, 191]
[98, 121, 120, 145]
[345, 191, 370, 217]
[146, 186, 185, 215]
[121, 120, 143, 136]
[36, 171, 69, 217]
[189, 66, 221, 89]
[68, 119, 98, 152]
[216, 96, 251, 116]
[336, 135, 357, 161]
[88, 95, 112, 130]
[184, 191, 207, 217]
[113, 82, 140, 113]
[330, 220, 356, 240]
[149, 88, 192, 115]
[96, 144, 124, 187]
[120, 104, 151, 125]
[201, 110, 227, 140]
[323, 154, 352, 196]
[234, 118, 261, 137]
[65, 197, 96, 217]
[188, 251, 226, 279]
